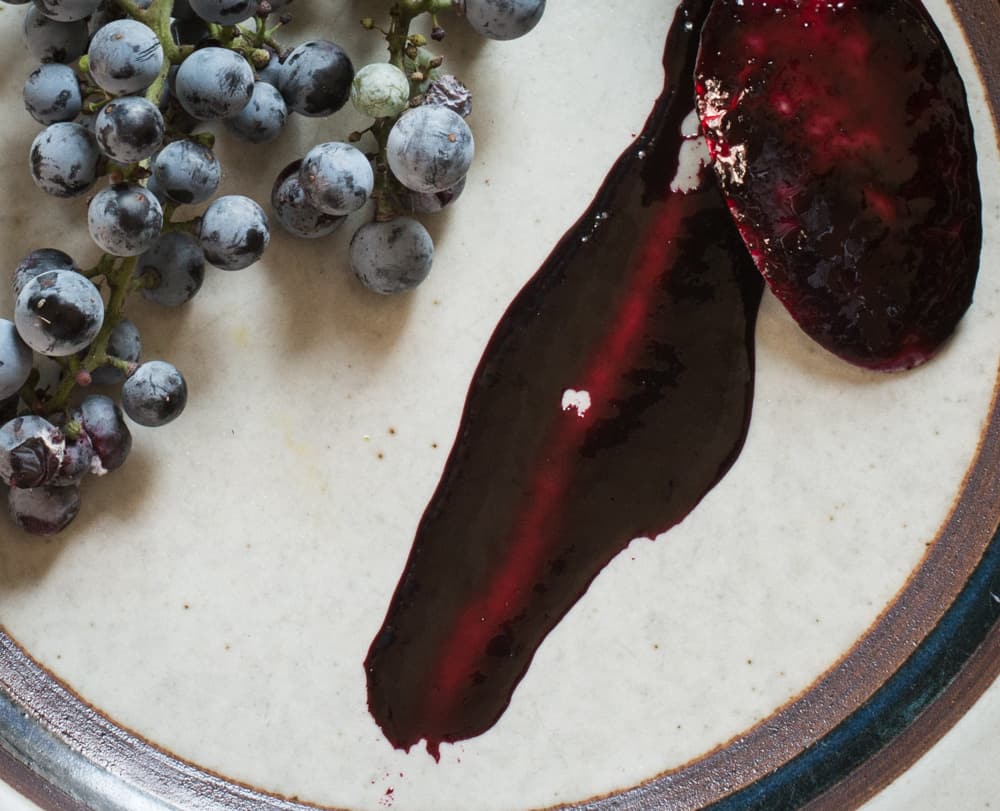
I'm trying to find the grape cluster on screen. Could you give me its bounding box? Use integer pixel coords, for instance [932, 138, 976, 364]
[0, 0, 545, 535]
[272, 0, 546, 294]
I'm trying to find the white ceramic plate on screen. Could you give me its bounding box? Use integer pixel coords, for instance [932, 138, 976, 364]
[0, 0, 998, 808]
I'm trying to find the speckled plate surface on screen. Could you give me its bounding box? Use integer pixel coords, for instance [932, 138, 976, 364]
[0, 0, 998, 809]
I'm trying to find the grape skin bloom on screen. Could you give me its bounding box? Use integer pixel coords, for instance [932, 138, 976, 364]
[74, 395, 131, 473]
[12, 248, 77, 299]
[271, 159, 345, 239]
[224, 81, 288, 144]
[95, 96, 165, 163]
[88, 183, 164, 256]
[0, 320, 34, 400]
[278, 40, 354, 117]
[9, 484, 82, 536]
[23, 7, 89, 64]
[23, 63, 83, 125]
[174, 47, 254, 120]
[299, 141, 374, 216]
[198, 195, 270, 270]
[122, 361, 187, 427]
[90, 318, 141, 386]
[34, 0, 101, 24]
[461, 0, 546, 40]
[149, 139, 221, 205]
[387, 105, 474, 194]
[14, 269, 105, 357]
[350, 218, 434, 295]
[29, 121, 101, 198]
[87, 19, 164, 96]
[135, 232, 206, 306]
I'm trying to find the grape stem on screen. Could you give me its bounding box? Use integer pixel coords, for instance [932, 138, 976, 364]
[112, 0, 191, 63]
[80, 254, 116, 280]
[369, 0, 452, 220]
[43, 258, 138, 416]
[17, 373, 43, 415]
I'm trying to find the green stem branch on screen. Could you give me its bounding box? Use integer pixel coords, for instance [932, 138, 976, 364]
[44, 257, 137, 416]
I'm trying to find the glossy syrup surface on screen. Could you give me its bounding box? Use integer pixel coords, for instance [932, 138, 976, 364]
[696, 0, 981, 370]
[366, 0, 984, 761]
[365, 0, 764, 759]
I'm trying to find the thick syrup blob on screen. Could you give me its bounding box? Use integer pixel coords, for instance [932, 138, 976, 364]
[696, 0, 982, 370]
[365, 0, 763, 759]
[365, 0, 983, 758]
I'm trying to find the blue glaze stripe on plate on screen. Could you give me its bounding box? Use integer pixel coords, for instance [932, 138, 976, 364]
[707, 522, 1000, 810]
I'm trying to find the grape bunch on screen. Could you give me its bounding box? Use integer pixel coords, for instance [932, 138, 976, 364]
[0, 0, 545, 536]
[271, 0, 546, 294]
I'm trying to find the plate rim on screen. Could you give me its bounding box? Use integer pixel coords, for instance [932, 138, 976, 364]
[2, 0, 1000, 808]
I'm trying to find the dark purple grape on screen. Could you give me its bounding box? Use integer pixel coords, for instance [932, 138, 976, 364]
[31, 356, 62, 402]
[299, 141, 373, 215]
[387, 105, 474, 193]
[149, 139, 220, 205]
[87, 183, 163, 256]
[187, 0, 258, 25]
[23, 6, 89, 64]
[461, 0, 545, 40]
[86, 0, 123, 36]
[0, 416, 66, 489]
[75, 394, 131, 472]
[29, 122, 101, 198]
[270, 159, 345, 239]
[87, 19, 164, 96]
[14, 269, 105, 357]
[198, 195, 269, 270]
[224, 81, 287, 144]
[9, 484, 81, 535]
[349, 218, 434, 294]
[0, 320, 34, 401]
[171, 0, 196, 19]
[0, 396, 18, 426]
[122, 361, 187, 426]
[33, 0, 101, 23]
[171, 16, 211, 47]
[23, 63, 82, 125]
[90, 318, 141, 385]
[255, 49, 281, 86]
[12, 248, 78, 298]
[278, 40, 354, 117]
[395, 176, 466, 215]
[174, 47, 253, 120]
[50, 431, 96, 485]
[95, 96, 165, 163]
[135, 232, 205, 306]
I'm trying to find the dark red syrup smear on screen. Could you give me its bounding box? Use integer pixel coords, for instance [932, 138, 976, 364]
[364, 0, 764, 759]
[696, 0, 981, 370]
